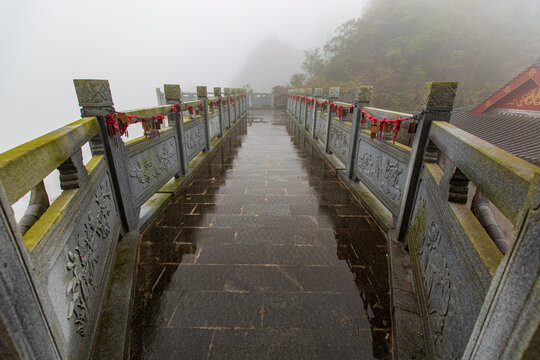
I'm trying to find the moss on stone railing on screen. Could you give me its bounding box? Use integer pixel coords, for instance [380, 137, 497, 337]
[0, 117, 98, 205]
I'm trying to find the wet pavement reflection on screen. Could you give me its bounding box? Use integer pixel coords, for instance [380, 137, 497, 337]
[130, 109, 391, 359]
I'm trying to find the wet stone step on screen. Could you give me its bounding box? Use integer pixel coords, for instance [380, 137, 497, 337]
[130, 109, 391, 360]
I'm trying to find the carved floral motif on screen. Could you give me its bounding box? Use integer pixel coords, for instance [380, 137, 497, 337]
[210, 116, 220, 139]
[382, 160, 403, 201]
[407, 196, 464, 359]
[130, 140, 176, 187]
[66, 180, 113, 337]
[186, 122, 206, 158]
[329, 124, 350, 161]
[315, 113, 327, 140]
[419, 221, 451, 356]
[356, 149, 403, 203]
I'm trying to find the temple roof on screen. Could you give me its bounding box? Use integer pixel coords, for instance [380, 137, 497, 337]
[450, 59, 540, 166]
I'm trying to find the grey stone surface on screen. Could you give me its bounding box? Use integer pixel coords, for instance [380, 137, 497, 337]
[130, 109, 391, 359]
[0, 183, 60, 359]
[164, 84, 180, 102]
[91, 230, 140, 360]
[74, 79, 113, 107]
[462, 176, 540, 359]
[393, 308, 426, 360]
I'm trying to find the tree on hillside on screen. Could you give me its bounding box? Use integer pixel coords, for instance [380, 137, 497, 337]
[300, 0, 540, 110]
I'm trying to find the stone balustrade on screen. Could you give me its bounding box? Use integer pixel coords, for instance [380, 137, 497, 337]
[0, 80, 247, 359]
[286, 83, 540, 359]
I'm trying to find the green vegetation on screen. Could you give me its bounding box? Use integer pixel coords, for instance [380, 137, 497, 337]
[295, 0, 540, 110]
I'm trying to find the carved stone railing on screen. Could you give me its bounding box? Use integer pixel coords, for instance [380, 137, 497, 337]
[287, 83, 540, 359]
[0, 79, 247, 359]
[404, 120, 540, 359]
[287, 86, 418, 224]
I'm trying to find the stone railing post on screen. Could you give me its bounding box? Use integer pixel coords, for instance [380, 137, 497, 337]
[304, 88, 312, 127]
[164, 84, 188, 175]
[325, 87, 340, 153]
[234, 89, 240, 120]
[300, 89, 306, 124]
[214, 87, 224, 138]
[231, 89, 235, 121]
[287, 90, 291, 113]
[156, 87, 166, 105]
[224, 87, 232, 128]
[197, 86, 211, 151]
[312, 88, 323, 137]
[74, 79, 140, 232]
[346, 86, 373, 178]
[396, 82, 458, 242]
[294, 89, 299, 119]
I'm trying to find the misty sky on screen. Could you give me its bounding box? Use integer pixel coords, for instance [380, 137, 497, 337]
[0, 0, 368, 152]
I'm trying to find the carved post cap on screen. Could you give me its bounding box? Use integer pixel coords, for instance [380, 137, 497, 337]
[314, 88, 323, 97]
[74, 79, 113, 107]
[164, 84, 181, 101]
[224, 88, 231, 96]
[305, 88, 313, 96]
[197, 86, 208, 98]
[355, 86, 373, 104]
[422, 82, 459, 111]
[214, 87, 221, 96]
[328, 87, 340, 99]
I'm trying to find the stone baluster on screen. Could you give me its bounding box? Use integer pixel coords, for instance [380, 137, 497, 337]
[224, 88, 232, 128]
[197, 86, 211, 151]
[57, 149, 88, 190]
[312, 88, 323, 136]
[346, 86, 373, 178]
[396, 81, 458, 242]
[74, 79, 140, 232]
[304, 88, 312, 127]
[440, 159, 469, 204]
[164, 84, 188, 176]
[156, 87, 166, 106]
[325, 87, 340, 153]
[214, 87, 224, 139]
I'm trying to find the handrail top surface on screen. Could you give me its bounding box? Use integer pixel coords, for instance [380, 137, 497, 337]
[0, 117, 98, 205]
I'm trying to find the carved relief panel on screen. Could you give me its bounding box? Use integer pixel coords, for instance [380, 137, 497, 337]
[328, 123, 351, 163]
[210, 115, 220, 140]
[315, 112, 327, 141]
[406, 181, 481, 360]
[44, 172, 120, 358]
[185, 121, 206, 161]
[355, 140, 406, 210]
[128, 138, 179, 202]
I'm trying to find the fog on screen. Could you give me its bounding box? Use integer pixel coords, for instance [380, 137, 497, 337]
[0, 0, 367, 152]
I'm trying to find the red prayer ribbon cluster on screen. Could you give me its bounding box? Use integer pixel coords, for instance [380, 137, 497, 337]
[289, 94, 416, 144]
[361, 109, 414, 143]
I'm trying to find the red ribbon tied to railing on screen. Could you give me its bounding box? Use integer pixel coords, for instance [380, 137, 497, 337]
[360, 109, 414, 144]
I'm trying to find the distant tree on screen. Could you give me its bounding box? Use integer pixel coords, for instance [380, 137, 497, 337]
[302, 48, 325, 78]
[289, 73, 307, 88]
